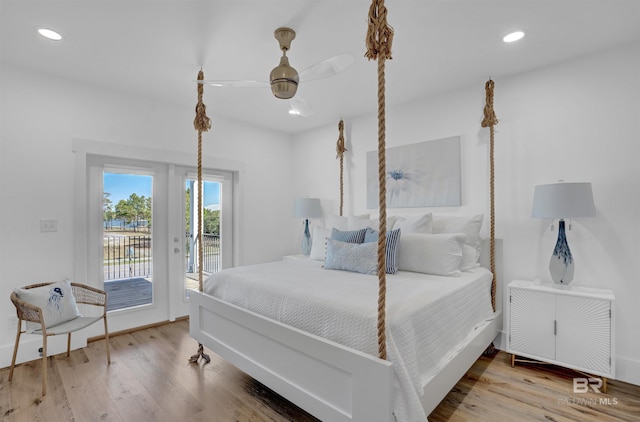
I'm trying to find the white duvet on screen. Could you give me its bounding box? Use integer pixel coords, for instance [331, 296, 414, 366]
[204, 258, 495, 422]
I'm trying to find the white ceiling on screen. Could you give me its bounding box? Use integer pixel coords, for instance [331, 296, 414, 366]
[2, 0, 639, 134]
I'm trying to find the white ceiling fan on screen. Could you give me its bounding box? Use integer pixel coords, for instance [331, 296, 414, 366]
[199, 27, 354, 117]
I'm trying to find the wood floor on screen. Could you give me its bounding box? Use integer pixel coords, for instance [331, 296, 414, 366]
[1, 319, 639, 421]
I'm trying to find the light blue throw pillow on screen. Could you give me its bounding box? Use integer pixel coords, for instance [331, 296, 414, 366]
[324, 238, 377, 275]
[330, 227, 366, 244]
[363, 227, 401, 274]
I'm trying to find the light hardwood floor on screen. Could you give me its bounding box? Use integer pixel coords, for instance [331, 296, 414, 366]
[1, 319, 639, 421]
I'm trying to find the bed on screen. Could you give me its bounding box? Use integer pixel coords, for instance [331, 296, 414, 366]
[188, 5, 502, 417]
[189, 233, 503, 422]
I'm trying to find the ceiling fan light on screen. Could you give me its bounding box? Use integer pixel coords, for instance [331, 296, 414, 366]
[271, 80, 298, 99]
[270, 56, 299, 99]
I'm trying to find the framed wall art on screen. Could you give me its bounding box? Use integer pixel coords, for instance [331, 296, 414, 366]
[366, 136, 461, 208]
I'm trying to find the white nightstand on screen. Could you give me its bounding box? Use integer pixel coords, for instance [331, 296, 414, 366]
[506, 280, 615, 389]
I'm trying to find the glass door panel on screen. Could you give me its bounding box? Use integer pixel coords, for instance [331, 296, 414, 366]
[184, 178, 222, 295]
[103, 172, 153, 311]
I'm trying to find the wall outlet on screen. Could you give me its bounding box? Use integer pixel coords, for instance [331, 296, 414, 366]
[40, 218, 58, 232]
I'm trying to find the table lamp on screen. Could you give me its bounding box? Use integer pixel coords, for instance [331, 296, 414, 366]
[531, 182, 596, 285]
[293, 197, 323, 255]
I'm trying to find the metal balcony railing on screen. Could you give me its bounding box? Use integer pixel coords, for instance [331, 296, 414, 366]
[103, 233, 220, 281]
[185, 232, 221, 275]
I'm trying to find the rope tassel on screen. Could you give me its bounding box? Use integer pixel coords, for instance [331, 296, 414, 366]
[481, 79, 499, 128]
[365, 0, 394, 61]
[194, 69, 212, 133]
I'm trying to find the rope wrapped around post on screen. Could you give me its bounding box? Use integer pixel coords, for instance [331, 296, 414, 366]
[190, 69, 212, 365]
[336, 119, 347, 216]
[365, 0, 393, 361]
[481, 79, 498, 312]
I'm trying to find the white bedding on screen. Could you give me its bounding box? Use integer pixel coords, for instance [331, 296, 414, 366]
[203, 258, 495, 422]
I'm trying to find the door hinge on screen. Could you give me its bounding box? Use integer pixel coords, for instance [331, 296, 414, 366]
[509, 295, 512, 303]
[554, 320, 557, 335]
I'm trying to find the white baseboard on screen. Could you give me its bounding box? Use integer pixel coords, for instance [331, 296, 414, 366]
[0, 334, 88, 369]
[615, 356, 640, 386]
[492, 330, 507, 351]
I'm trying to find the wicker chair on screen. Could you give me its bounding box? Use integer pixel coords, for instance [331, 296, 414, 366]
[9, 282, 111, 396]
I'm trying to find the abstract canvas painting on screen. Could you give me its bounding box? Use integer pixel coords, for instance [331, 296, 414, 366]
[367, 136, 461, 208]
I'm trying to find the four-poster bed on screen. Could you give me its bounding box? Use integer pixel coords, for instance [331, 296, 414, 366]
[189, 2, 502, 421]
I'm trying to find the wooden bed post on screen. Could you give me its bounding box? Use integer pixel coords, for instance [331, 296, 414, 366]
[481, 79, 499, 313]
[365, 0, 394, 360]
[190, 69, 212, 364]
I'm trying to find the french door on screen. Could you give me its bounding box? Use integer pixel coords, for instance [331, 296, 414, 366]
[86, 155, 233, 331]
[169, 166, 233, 318]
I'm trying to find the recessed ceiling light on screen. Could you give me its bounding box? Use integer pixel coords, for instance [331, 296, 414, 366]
[38, 28, 62, 41]
[503, 31, 525, 43]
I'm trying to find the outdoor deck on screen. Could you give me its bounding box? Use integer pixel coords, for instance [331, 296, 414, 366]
[104, 278, 152, 311]
[104, 274, 203, 311]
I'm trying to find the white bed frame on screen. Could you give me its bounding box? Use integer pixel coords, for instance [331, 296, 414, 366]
[189, 240, 503, 421]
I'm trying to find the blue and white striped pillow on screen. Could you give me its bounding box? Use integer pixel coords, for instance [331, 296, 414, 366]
[363, 227, 401, 274]
[330, 227, 366, 244]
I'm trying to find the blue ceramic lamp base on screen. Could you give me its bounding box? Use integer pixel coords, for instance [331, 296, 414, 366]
[549, 219, 574, 285]
[301, 219, 312, 255]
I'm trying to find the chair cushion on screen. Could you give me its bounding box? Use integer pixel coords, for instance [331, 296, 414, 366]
[31, 316, 103, 335]
[14, 279, 82, 332]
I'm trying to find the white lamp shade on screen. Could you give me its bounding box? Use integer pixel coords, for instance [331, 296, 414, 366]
[293, 197, 323, 219]
[532, 182, 596, 219]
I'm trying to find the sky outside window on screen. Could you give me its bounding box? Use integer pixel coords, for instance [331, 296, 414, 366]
[104, 173, 220, 206]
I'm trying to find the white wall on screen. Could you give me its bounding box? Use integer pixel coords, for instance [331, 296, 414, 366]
[2, 41, 638, 385]
[291, 41, 640, 386]
[0, 64, 295, 367]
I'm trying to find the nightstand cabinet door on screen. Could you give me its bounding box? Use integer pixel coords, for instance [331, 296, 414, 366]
[507, 280, 615, 379]
[509, 288, 556, 361]
[556, 295, 611, 375]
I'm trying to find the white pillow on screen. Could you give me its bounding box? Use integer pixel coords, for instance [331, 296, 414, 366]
[397, 233, 466, 276]
[14, 279, 82, 332]
[347, 215, 396, 230]
[324, 238, 377, 275]
[391, 213, 433, 234]
[432, 214, 483, 265]
[309, 226, 331, 260]
[460, 245, 480, 271]
[325, 214, 349, 231]
[326, 213, 369, 231]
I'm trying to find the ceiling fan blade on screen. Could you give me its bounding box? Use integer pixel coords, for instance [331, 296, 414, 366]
[298, 53, 354, 82]
[288, 95, 313, 117]
[197, 79, 269, 88]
